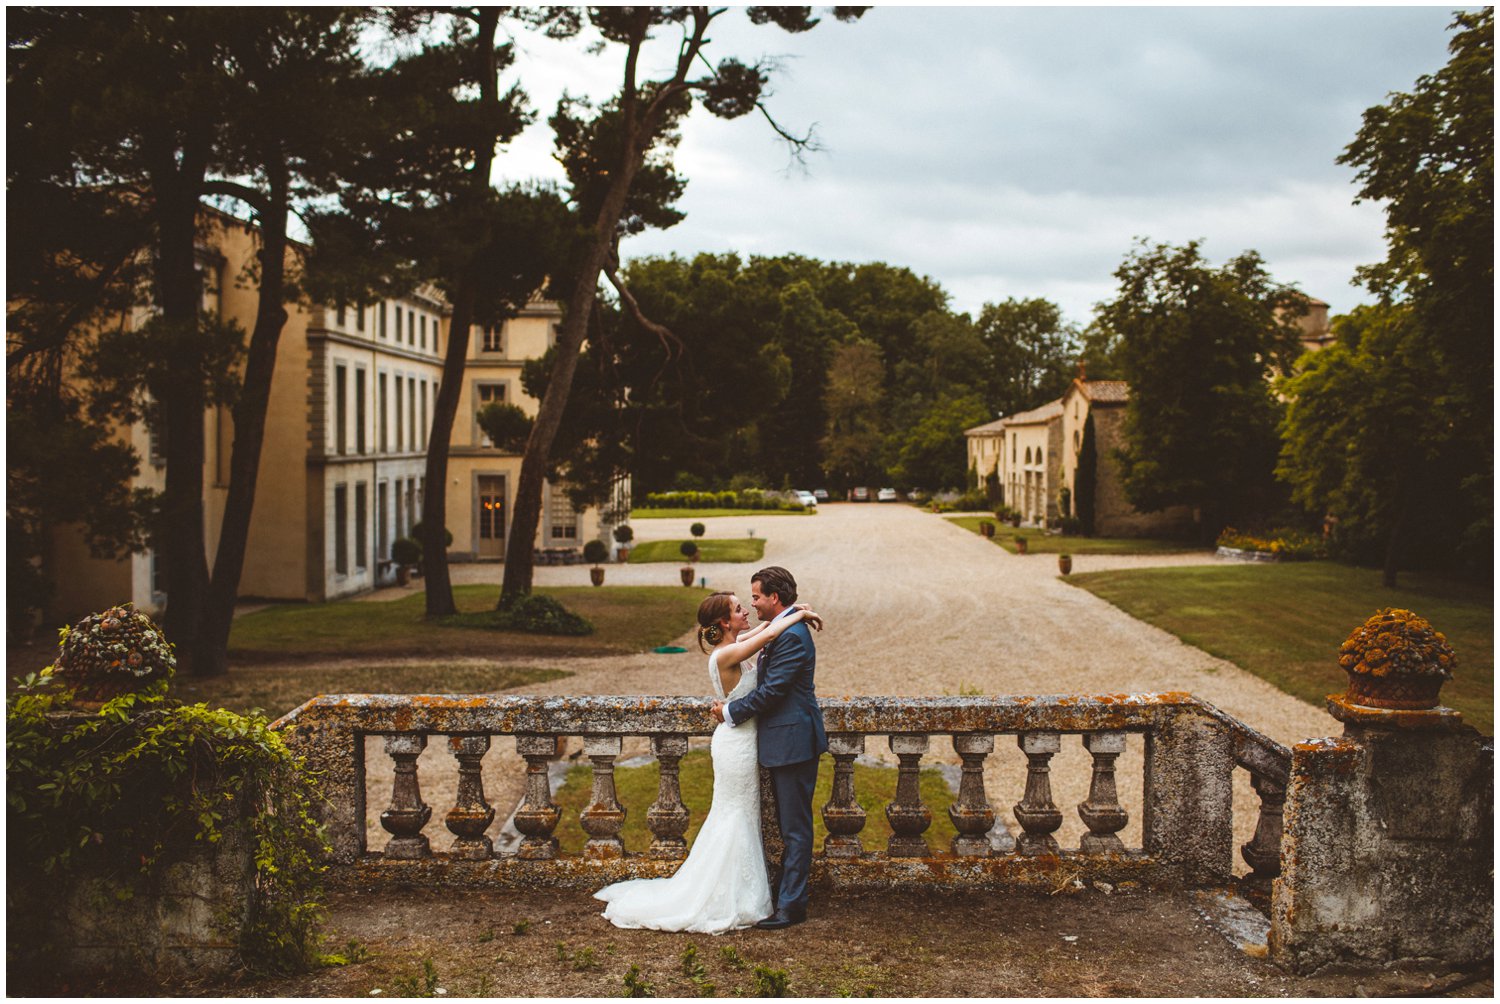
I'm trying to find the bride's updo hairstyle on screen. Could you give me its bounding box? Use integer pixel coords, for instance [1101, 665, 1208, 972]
[696, 591, 734, 653]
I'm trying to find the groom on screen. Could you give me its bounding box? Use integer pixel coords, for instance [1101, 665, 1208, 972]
[711, 565, 827, 929]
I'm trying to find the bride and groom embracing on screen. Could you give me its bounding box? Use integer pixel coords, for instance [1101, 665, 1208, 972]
[595, 565, 827, 933]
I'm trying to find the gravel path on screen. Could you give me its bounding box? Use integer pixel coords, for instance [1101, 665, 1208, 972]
[359, 504, 1338, 864]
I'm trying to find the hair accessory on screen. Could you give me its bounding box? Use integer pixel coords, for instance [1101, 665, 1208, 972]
[704, 624, 724, 645]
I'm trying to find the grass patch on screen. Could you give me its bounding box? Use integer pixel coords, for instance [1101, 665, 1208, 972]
[945, 516, 1204, 556]
[549, 750, 958, 854]
[171, 662, 570, 719]
[226, 585, 706, 662]
[627, 539, 767, 564]
[1068, 562, 1493, 734]
[631, 508, 812, 519]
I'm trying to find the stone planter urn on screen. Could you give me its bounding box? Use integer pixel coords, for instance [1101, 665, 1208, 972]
[1058, 554, 1072, 575]
[1336, 608, 1456, 710]
[589, 567, 605, 587]
[680, 566, 695, 587]
[1014, 535, 1028, 555]
[979, 521, 996, 538]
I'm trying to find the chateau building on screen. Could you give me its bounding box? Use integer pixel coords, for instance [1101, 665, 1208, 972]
[48, 209, 620, 622]
[965, 297, 1332, 537]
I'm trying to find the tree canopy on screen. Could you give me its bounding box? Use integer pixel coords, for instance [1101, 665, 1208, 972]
[1097, 240, 1305, 538]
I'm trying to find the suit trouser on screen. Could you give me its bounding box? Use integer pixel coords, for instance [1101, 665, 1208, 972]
[768, 756, 819, 913]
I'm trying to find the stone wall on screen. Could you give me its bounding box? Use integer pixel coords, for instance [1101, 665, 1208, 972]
[1090, 406, 1195, 539]
[1270, 702, 1493, 974]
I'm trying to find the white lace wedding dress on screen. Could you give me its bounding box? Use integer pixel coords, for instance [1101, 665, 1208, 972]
[594, 650, 772, 932]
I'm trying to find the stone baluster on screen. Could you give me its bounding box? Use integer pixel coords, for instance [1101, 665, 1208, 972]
[580, 736, 627, 859]
[1240, 772, 1285, 881]
[1078, 732, 1129, 853]
[444, 735, 494, 859]
[379, 734, 432, 859]
[885, 734, 932, 857]
[948, 733, 997, 856]
[1012, 731, 1063, 855]
[821, 734, 867, 857]
[646, 735, 690, 859]
[513, 734, 561, 860]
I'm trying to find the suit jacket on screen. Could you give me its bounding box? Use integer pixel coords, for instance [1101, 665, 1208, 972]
[726, 616, 828, 768]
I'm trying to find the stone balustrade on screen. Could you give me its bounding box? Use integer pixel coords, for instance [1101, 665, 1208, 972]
[274, 692, 1287, 892]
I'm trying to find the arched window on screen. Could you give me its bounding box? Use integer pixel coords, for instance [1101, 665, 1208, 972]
[1024, 447, 1032, 465]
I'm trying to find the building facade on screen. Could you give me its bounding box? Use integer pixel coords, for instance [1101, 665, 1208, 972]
[964, 379, 1192, 536]
[47, 209, 619, 622]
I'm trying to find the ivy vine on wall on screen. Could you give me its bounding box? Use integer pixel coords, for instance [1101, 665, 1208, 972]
[6, 670, 329, 975]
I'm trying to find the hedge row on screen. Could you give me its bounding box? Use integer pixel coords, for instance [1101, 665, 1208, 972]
[639, 490, 807, 512]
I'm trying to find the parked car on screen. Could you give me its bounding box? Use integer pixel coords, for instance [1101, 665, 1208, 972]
[794, 490, 817, 508]
[849, 486, 871, 502]
[877, 487, 899, 503]
[812, 488, 830, 503]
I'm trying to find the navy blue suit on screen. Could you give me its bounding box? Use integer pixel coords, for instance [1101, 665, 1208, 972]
[727, 615, 827, 914]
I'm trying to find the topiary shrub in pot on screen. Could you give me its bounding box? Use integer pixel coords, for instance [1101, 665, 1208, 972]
[979, 519, 996, 538]
[679, 541, 699, 586]
[690, 522, 706, 539]
[583, 539, 609, 586]
[390, 536, 422, 586]
[612, 524, 634, 562]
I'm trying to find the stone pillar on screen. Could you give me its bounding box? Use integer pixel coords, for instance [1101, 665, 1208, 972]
[948, 733, 996, 856]
[821, 734, 867, 858]
[580, 736, 626, 859]
[1013, 731, 1063, 855]
[1270, 701, 1492, 974]
[886, 734, 932, 857]
[379, 734, 431, 859]
[1078, 731, 1128, 853]
[280, 713, 364, 864]
[646, 735, 690, 859]
[513, 734, 561, 860]
[445, 735, 494, 859]
[1143, 709, 1234, 884]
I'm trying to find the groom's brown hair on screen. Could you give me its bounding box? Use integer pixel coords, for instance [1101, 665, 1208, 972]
[751, 566, 797, 607]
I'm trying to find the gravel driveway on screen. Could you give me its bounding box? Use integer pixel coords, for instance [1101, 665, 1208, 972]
[365, 504, 1338, 865]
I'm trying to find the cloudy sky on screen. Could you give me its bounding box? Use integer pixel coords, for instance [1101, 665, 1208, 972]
[492, 6, 1463, 325]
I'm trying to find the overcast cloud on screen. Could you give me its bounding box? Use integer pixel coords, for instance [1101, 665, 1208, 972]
[493, 6, 1462, 324]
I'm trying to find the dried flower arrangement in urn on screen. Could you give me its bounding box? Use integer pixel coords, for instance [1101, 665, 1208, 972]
[51, 603, 176, 706]
[1337, 608, 1455, 710]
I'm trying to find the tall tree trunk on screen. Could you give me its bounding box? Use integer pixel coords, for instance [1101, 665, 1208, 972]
[422, 5, 500, 618]
[499, 11, 705, 605]
[422, 284, 476, 618]
[154, 179, 212, 674]
[196, 176, 290, 676]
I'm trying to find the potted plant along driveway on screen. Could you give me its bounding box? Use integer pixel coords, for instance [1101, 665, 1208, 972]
[679, 540, 699, 586]
[613, 523, 633, 562]
[584, 539, 609, 586]
[391, 536, 421, 586]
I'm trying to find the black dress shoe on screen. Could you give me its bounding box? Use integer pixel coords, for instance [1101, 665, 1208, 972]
[754, 907, 806, 930]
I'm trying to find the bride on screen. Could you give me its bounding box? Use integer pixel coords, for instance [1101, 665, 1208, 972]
[594, 591, 823, 933]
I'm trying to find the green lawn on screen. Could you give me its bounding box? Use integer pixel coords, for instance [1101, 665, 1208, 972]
[944, 516, 1205, 556]
[549, 749, 959, 855]
[226, 585, 707, 662]
[631, 508, 812, 519]
[1068, 562, 1493, 734]
[627, 539, 767, 564]
[172, 663, 570, 721]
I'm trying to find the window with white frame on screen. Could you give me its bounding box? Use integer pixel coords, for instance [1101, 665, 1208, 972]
[549, 483, 579, 540]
